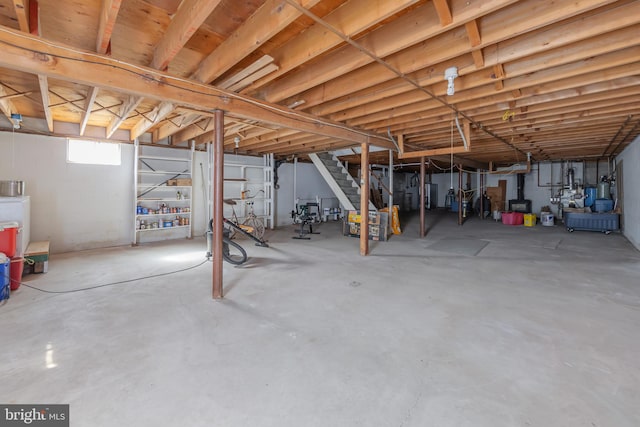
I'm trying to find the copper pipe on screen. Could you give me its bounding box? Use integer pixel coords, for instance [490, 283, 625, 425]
[212, 109, 224, 299]
[420, 156, 425, 237]
[360, 143, 370, 256]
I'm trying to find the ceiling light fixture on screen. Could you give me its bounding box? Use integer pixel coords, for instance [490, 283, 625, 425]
[444, 66, 458, 96]
[10, 113, 22, 129]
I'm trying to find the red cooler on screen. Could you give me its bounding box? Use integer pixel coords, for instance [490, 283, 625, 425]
[0, 221, 19, 257]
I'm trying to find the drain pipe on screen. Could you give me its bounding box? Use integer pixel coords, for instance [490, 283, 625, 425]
[455, 116, 468, 150]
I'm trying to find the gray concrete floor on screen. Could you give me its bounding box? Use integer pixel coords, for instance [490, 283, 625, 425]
[1, 212, 639, 426]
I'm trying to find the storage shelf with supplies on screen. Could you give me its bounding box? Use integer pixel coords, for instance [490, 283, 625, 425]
[136, 225, 191, 232]
[134, 142, 194, 245]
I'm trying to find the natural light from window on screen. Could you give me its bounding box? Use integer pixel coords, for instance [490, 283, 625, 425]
[67, 139, 121, 166]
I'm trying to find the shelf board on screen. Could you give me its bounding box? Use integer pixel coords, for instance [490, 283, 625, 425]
[137, 185, 191, 188]
[136, 212, 192, 218]
[230, 197, 267, 201]
[138, 171, 191, 175]
[139, 155, 190, 162]
[136, 225, 191, 232]
[137, 198, 191, 202]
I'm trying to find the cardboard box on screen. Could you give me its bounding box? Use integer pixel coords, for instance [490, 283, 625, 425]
[176, 178, 192, 186]
[491, 200, 505, 212]
[166, 179, 178, 186]
[486, 187, 502, 200]
[347, 211, 361, 223]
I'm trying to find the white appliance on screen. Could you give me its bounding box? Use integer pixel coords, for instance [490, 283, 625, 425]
[0, 196, 30, 257]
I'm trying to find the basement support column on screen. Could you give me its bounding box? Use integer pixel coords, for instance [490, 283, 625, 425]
[479, 169, 484, 220]
[212, 109, 224, 299]
[388, 150, 393, 211]
[419, 156, 426, 237]
[360, 143, 370, 256]
[458, 164, 463, 226]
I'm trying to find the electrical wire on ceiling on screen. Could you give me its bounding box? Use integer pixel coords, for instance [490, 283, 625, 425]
[281, 0, 528, 159]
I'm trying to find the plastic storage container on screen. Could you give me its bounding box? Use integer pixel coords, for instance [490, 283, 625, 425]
[0, 221, 19, 257]
[523, 213, 537, 227]
[501, 212, 524, 225]
[584, 187, 597, 207]
[9, 256, 23, 290]
[564, 212, 619, 234]
[594, 198, 614, 213]
[0, 253, 9, 302]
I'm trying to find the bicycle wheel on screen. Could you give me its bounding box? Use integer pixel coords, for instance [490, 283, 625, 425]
[242, 216, 265, 239]
[223, 238, 247, 265]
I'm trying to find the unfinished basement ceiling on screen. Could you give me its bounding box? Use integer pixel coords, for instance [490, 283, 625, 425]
[0, 0, 639, 166]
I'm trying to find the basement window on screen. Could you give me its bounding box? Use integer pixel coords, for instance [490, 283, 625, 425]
[67, 139, 121, 166]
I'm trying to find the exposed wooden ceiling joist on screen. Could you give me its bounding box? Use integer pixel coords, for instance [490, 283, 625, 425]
[0, 0, 638, 163]
[0, 28, 391, 147]
[192, 0, 323, 85]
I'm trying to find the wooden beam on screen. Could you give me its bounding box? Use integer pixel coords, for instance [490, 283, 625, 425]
[151, 0, 223, 71]
[0, 91, 31, 101]
[0, 26, 393, 148]
[192, 0, 322, 84]
[12, 0, 30, 32]
[360, 142, 369, 256]
[218, 55, 275, 89]
[432, 0, 453, 26]
[246, 0, 420, 92]
[471, 49, 485, 68]
[107, 96, 142, 139]
[153, 113, 202, 142]
[0, 85, 18, 120]
[172, 117, 215, 145]
[130, 101, 174, 140]
[465, 19, 481, 46]
[399, 145, 469, 159]
[255, 0, 519, 103]
[212, 111, 224, 299]
[493, 63, 505, 90]
[37, 74, 52, 131]
[463, 121, 471, 147]
[96, 0, 123, 54]
[80, 86, 99, 136]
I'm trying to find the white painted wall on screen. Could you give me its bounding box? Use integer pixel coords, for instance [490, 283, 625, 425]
[0, 131, 133, 253]
[274, 162, 336, 226]
[616, 136, 640, 250]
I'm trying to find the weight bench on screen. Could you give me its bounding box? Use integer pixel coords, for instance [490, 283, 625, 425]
[292, 202, 320, 240]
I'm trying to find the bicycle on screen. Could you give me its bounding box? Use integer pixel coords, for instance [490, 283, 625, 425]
[225, 190, 266, 240]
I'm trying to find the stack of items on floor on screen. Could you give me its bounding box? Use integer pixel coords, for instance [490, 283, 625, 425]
[485, 180, 507, 221]
[1, 186, 50, 302]
[343, 210, 390, 241]
[563, 181, 619, 234]
[0, 222, 22, 301]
